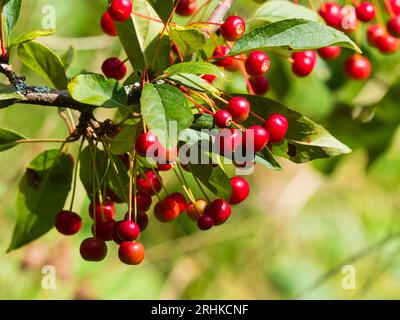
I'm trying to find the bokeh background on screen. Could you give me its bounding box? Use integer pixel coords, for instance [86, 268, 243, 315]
[1, 0, 400, 299]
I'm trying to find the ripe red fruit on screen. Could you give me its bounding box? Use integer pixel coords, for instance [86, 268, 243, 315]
[245, 51, 270, 77]
[229, 176, 250, 205]
[154, 198, 180, 222]
[201, 74, 216, 84]
[157, 163, 173, 171]
[118, 242, 145, 265]
[135, 191, 152, 212]
[387, 15, 400, 38]
[243, 125, 269, 153]
[212, 46, 235, 68]
[168, 192, 187, 213]
[100, 12, 117, 36]
[205, 199, 232, 225]
[186, 199, 208, 221]
[89, 200, 115, 222]
[117, 220, 140, 241]
[376, 34, 399, 54]
[107, 0, 133, 22]
[55, 210, 82, 235]
[264, 113, 289, 143]
[390, 0, 400, 14]
[135, 132, 158, 157]
[136, 170, 162, 195]
[292, 54, 315, 77]
[226, 97, 250, 123]
[102, 57, 127, 80]
[80, 237, 108, 262]
[197, 215, 214, 230]
[355, 2, 376, 22]
[317, 46, 341, 60]
[214, 109, 233, 128]
[153, 143, 178, 163]
[137, 212, 149, 231]
[220, 15, 246, 41]
[91, 219, 115, 241]
[344, 55, 371, 80]
[249, 76, 269, 95]
[175, 0, 197, 16]
[318, 2, 343, 28]
[293, 50, 317, 64]
[111, 221, 124, 244]
[216, 128, 243, 156]
[367, 24, 385, 47]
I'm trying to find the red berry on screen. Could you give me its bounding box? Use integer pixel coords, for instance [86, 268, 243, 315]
[197, 215, 214, 230]
[220, 15, 246, 41]
[117, 220, 140, 241]
[89, 200, 115, 222]
[319, 2, 343, 28]
[212, 46, 235, 68]
[100, 12, 117, 36]
[293, 50, 317, 64]
[216, 128, 243, 156]
[118, 242, 145, 265]
[136, 170, 162, 196]
[157, 163, 173, 171]
[54, 210, 82, 235]
[291, 53, 315, 77]
[223, 56, 241, 72]
[137, 212, 149, 231]
[344, 55, 371, 80]
[135, 191, 152, 212]
[390, 0, 400, 14]
[107, 0, 132, 22]
[214, 109, 233, 128]
[135, 132, 158, 157]
[205, 199, 232, 225]
[249, 76, 269, 95]
[318, 46, 341, 60]
[355, 2, 376, 22]
[367, 24, 385, 47]
[263, 113, 289, 143]
[387, 15, 400, 38]
[111, 221, 124, 244]
[91, 219, 115, 241]
[376, 34, 399, 53]
[186, 199, 208, 221]
[201, 74, 216, 84]
[80, 237, 107, 262]
[154, 198, 180, 222]
[175, 0, 197, 16]
[168, 192, 187, 213]
[243, 125, 269, 153]
[226, 97, 250, 123]
[102, 57, 127, 80]
[153, 143, 178, 163]
[245, 51, 270, 77]
[229, 176, 250, 205]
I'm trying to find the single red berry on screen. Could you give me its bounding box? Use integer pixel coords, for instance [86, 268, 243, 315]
[318, 46, 341, 60]
[157, 163, 173, 171]
[91, 219, 115, 241]
[100, 12, 117, 36]
[118, 241, 145, 265]
[344, 55, 371, 80]
[154, 198, 180, 222]
[136, 170, 162, 196]
[249, 76, 269, 95]
[243, 125, 269, 153]
[376, 34, 399, 53]
[226, 97, 250, 123]
[291, 54, 315, 77]
[111, 221, 124, 244]
[263, 113, 289, 143]
[220, 15, 246, 41]
[367, 24, 385, 47]
[212, 46, 235, 68]
[102, 57, 127, 80]
[107, 0, 133, 22]
[89, 200, 115, 222]
[205, 199, 232, 225]
[293, 50, 317, 64]
[186, 199, 208, 221]
[214, 109, 233, 128]
[197, 215, 214, 230]
[55, 210, 82, 235]
[229, 176, 250, 205]
[216, 128, 243, 156]
[117, 220, 140, 241]
[175, 0, 197, 16]
[390, 0, 400, 14]
[355, 2, 376, 22]
[223, 56, 241, 71]
[201, 74, 216, 84]
[319, 2, 344, 28]
[80, 237, 107, 262]
[387, 15, 400, 38]
[135, 132, 158, 157]
[245, 51, 270, 77]
[135, 191, 153, 212]
[167, 192, 187, 213]
[137, 212, 149, 231]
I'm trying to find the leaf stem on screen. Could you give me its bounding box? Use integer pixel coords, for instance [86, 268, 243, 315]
[68, 137, 84, 213]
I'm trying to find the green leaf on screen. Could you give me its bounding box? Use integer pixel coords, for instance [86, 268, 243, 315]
[169, 25, 207, 58]
[0, 127, 25, 151]
[2, 0, 22, 45]
[190, 113, 214, 130]
[230, 19, 361, 55]
[140, 83, 194, 148]
[10, 29, 54, 46]
[107, 155, 130, 202]
[68, 73, 127, 109]
[256, 148, 281, 170]
[115, 0, 170, 73]
[164, 61, 223, 77]
[169, 73, 220, 94]
[0, 82, 22, 101]
[60, 46, 75, 70]
[146, 0, 174, 23]
[8, 150, 73, 251]
[17, 41, 68, 89]
[110, 125, 138, 155]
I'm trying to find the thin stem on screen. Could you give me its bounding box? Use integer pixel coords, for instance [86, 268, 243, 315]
[68, 137, 84, 213]
[192, 172, 211, 203]
[171, 164, 197, 204]
[14, 138, 76, 144]
[128, 153, 134, 221]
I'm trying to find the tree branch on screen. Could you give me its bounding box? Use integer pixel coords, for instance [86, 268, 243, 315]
[207, 0, 234, 32]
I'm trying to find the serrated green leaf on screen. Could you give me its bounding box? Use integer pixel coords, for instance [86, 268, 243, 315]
[10, 29, 54, 46]
[68, 73, 127, 109]
[146, 0, 174, 23]
[165, 61, 223, 77]
[0, 127, 25, 151]
[2, 0, 22, 46]
[169, 25, 207, 57]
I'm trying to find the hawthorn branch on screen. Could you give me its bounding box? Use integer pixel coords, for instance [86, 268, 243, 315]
[207, 0, 234, 32]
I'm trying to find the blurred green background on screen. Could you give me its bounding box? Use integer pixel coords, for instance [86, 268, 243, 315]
[1, 0, 400, 299]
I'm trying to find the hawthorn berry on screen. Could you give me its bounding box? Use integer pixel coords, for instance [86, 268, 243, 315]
[137, 212, 149, 231]
[376, 35, 399, 54]
[212, 46, 235, 68]
[243, 125, 269, 153]
[245, 51, 270, 77]
[319, 2, 344, 28]
[135, 132, 158, 157]
[157, 163, 173, 171]
[264, 113, 289, 143]
[111, 221, 124, 244]
[154, 198, 180, 222]
[355, 2, 376, 22]
[197, 215, 214, 230]
[118, 242, 145, 265]
[367, 24, 385, 47]
[387, 16, 400, 38]
[318, 46, 341, 60]
[291, 52, 316, 77]
[89, 200, 115, 222]
[80, 237, 108, 262]
[101, 57, 127, 80]
[293, 50, 317, 64]
[91, 219, 115, 241]
[100, 12, 117, 36]
[216, 128, 243, 156]
[135, 191, 152, 212]
[175, 0, 197, 16]
[249, 76, 269, 95]
[214, 109, 233, 128]
[205, 199, 232, 225]
[107, 0, 133, 22]
[344, 55, 371, 80]
[390, 0, 400, 14]
[186, 199, 208, 221]
[136, 170, 162, 195]
[55, 210, 82, 235]
[201, 74, 216, 84]
[226, 97, 250, 123]
[229, 176, 250, 205]
[220, 15, 246, 41]
[168, 192, 187, 213]
[117, 220, 140, 241]
[153, 143, 178, 163]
